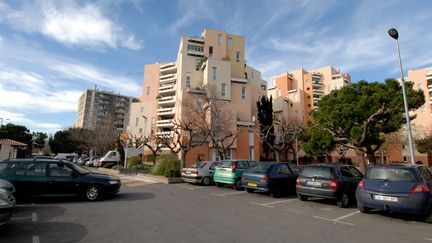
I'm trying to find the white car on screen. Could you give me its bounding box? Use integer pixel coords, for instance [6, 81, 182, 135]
[181, 161, 220, 186]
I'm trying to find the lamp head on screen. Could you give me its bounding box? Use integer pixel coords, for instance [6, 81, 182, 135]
[388, 28, 399, 40]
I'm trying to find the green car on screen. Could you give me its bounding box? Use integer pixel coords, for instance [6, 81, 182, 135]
[213, 160, 256, 190]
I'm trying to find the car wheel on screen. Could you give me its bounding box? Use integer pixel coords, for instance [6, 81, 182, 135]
[85, 185, 101, 201]
[234, 180, 243, 191]
[246, 188, 254, 193]
[337, 192, 349, 208]
[215, 182, 223, 187]
[201, 177, 211, 186]
[270, 187, 282, 198]
[297, 193, 307, 201]
[358, 203, 372, 214]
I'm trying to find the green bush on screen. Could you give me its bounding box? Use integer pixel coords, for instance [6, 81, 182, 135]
[126, 155, 143, 169]
[152, 154, 180, 178]
[111, 165, 124, 170]
[103, 162, 116, 168]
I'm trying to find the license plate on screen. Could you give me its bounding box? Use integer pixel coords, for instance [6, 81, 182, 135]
[306, 181, 322, 187]
[373, 195, 398, 202]
[247, 183, 257, 187]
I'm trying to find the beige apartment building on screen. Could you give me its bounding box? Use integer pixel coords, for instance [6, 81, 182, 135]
[133, 29, 267, 166]
[75, 88, 135, 133]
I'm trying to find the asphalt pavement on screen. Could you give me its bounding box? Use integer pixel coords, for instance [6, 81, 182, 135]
[1, 175, 431, 243]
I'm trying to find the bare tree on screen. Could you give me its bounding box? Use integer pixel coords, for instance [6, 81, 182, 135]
[260, 115, 303, 162]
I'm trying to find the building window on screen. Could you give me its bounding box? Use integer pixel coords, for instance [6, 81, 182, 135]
[227, 37, 233, 48]
[221, 83, 226, 97]
[421, 105, 426, 113]
[139, 128, 143, 133]
[197, 98, 203, 112]
[241, 87, 246, 99]
[218, 34, 222, 46]
[146, 86, 150, 95]
[251, 71, 254, 79]
[418, 84, 423, 90]
[236, 51, 240, 63]
[209, 46, 213, 57]
[135, 117, 139, 127]
[403, 156, 407, 162]
[186, 72, 191, 87]
[212, 67, 217, 80]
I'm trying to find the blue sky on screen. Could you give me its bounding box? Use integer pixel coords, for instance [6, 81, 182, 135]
[0, 0, 431, 135]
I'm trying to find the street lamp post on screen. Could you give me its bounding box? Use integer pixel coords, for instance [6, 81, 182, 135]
[388, 28, 416, 164]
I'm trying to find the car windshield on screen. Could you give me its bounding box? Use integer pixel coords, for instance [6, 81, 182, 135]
[191, 162, 207, 169]
[301, 166, 334, 179]
[366, 167, 417, 182]
[248, 163, 272, 173]
[67, 162, 91, 174]
[0, 162, 19, 173]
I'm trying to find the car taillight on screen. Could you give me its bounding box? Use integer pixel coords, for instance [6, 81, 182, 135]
[410, 184, 430, 193]
[232, 162, 237, 173]
[357, 180, 365, 189]
[260, 175, 269, 182]
[329, 179, 339, 189]
[191, 171, 198, 175]
[296, 177, 300, 185]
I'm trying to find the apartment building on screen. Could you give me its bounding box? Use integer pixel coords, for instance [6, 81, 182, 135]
[136, 29, 267, 166]
[268, 66, 351, 122]
[75, 88, 135, 133]
[399, 67, 432, 165]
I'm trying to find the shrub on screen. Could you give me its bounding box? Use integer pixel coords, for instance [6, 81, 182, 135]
[103, 162, 116, 168]
[152, 154, 180, 178]
[126, 155, 143, 169]
[111, 165, 124, 170]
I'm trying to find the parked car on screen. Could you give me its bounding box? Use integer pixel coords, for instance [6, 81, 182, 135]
[241, 162, 301, 198]
[356, 164, 432, 223]
[76, 156, 89, 165]
[213, 160, 256, 190]
[0, 179, 16, 195]
[85, 156, 102, 167]
[296, 164, 363, 208]
[182, 161, 220, 186]
[0, 188, 15, 226]
[0, 159, 121, 201]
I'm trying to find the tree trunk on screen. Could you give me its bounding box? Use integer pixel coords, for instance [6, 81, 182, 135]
[275, 151, 281, 162]
[152, 151, 157, 166]
[366, 146, 377, 165]
[356, 149, 367, 174]
[180, 150, 188, 169]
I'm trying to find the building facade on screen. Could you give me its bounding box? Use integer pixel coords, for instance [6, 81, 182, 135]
[75, 88, 135, 133]
[135, 29, 267, 166]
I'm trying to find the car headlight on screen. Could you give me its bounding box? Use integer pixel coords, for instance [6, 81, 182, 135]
[108, 180, 119, 184]
[0, 198, 11, 207]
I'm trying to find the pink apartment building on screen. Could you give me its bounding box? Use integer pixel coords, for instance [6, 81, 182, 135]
[128, 29, 267, 167]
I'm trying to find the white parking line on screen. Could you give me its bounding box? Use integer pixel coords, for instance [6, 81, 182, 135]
[250, 199, 297, 208]
[425, 238, 432, 241]
[32, 212, 38, 222]
[213, 191, 245, 197]
[32, 236, 40, 243]
[313, 211, 360, 226]
[181, 186, 213, 190]
[11, 216, 34, 221]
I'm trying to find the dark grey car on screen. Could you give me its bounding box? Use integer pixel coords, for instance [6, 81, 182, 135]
[296, 164, 363, 208]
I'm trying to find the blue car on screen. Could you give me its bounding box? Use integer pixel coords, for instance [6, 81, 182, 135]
[241, 162, 301, 198]
[356, 164, 432, 223]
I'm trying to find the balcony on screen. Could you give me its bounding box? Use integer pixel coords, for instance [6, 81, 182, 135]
[160, 63, 177, 74]
[156, 119, 174, 128]
[313, 89, 324, 96]
[187, 45, 204, 56]
[156, 131, 174, 138]
[158, 96, 176, 106]
[188, 36, 205, 44]
[157, 107, 175, 116]
[159, 84, 176, 94]
[159, 74, 177, 83]
[313, 97, 322, 103]
[237, 119, 255, 127]
[312, 81, 323, 87]
[426, 70, 432, 77]
[312, 72, 322, 78]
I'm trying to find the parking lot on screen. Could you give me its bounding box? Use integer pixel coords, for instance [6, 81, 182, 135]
[1, 176, 431, 243]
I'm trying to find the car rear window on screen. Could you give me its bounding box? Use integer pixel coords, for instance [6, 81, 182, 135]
[301, 166, 335, 179]
[219, 161, 233, 168]
[248, 163, 272, 173]
[0, 162, 19, 173]
[191, 162, 207, 169]
[366, 167, 418, 182]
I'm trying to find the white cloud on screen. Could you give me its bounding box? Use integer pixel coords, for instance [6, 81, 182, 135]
[169, 0, 217, 34]
[0, 1, 142, 50]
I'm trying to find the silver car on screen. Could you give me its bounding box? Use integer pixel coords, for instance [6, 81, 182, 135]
[182, 161, 220, 186]
[0, 188, 15, 226]
[0, 179, 15, 195]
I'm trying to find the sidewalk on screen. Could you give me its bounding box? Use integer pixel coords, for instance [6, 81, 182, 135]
[93, 167, 183, 184]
